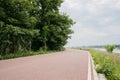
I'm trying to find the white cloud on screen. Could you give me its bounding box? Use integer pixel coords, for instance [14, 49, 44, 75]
[65, 0, 80, 8]
[102, 25, 120, 35]
[60, 0, 120, 47]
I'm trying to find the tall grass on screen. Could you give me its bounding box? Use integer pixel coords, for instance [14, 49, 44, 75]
[90, 49, 120, 80]
[0, 50, 53, 60]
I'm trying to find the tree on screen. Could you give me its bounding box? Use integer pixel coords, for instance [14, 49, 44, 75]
[0, 0, 74, 54]
[32, 0, 74, 51]
[0, 0, 39, 54]
[104, 45, 115, 53]
[46, 14, 74, 50]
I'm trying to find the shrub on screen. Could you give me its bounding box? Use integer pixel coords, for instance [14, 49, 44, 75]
[104, 45, 115, 53]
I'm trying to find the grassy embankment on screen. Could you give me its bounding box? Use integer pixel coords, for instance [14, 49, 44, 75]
[89, 49, 120, 80]
[0, 50, 53, 60]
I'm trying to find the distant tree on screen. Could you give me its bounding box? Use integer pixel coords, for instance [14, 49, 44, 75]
[104, 45, 115, 53]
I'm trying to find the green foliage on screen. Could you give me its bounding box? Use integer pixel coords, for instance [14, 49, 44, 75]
[90, 49, 120, 80]
[0, 0, 40, 54]
[0, 50, 53, 60]
[104, 45, 115, 53]
[32, 0, 74, 51]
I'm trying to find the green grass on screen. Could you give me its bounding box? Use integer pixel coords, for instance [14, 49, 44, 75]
[89, 49, 120, 80]
[0, 50, 53, 60]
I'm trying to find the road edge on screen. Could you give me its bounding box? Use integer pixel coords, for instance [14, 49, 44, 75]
[90, 54, 99, 80]
[87, 52, 91, 80]
[87, 51, 99, 80]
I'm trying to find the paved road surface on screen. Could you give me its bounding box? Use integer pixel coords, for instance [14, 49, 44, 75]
[0, 49, 92, 80]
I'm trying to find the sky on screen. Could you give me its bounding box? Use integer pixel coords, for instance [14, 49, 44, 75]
[60, 0, 120, 47]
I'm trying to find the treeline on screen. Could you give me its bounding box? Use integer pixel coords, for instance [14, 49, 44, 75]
[0, 0, 74, 54]
[82, 44, 120, 48]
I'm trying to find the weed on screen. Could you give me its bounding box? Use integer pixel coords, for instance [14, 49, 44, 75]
[0, 51, 53, 60]
[89, 49, 120, 80]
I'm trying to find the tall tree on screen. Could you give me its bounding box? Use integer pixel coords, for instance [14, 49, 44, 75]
[32, 0, 74, 51]
[0, 0, 74, 54]
[0, 0, 39, 54]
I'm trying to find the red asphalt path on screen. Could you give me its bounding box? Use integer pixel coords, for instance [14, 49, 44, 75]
[0, 49, 92, 80]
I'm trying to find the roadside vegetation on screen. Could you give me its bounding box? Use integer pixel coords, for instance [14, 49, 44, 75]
[90, 49, 120, 80]
[0, 50, 53, 60]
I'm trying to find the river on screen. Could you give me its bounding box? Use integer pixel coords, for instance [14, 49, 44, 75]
[93, 48, 120, 53]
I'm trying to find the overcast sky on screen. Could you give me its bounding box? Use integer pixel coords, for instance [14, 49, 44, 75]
[60, 0, 120, 47]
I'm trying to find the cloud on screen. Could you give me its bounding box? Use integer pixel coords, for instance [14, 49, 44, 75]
[60, 0, 120, 47]
[64, 0, 80, 9]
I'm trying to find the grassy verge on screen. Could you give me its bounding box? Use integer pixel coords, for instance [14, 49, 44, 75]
[0, 50, 53, 60]
[89, 49, 120, 80]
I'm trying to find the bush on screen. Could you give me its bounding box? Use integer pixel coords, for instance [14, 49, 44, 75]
[104, 45, 115, 53]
